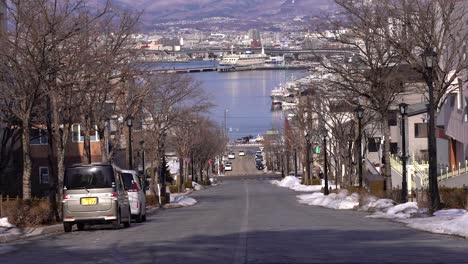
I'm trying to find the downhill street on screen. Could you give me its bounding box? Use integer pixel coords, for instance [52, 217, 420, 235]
[2, 175, 468, 264]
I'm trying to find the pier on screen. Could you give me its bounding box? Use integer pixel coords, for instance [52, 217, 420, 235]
[149, 64, 311, 74]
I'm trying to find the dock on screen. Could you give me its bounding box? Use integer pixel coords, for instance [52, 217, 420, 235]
[149, 64, 310, 74]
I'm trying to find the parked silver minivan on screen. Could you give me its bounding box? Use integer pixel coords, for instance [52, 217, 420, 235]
[121, 170, 147, 223]
[62, 163, 131, 232]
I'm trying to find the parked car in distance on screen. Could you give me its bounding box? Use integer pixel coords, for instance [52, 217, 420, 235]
[121, 170, 147, 223]
[239, 150, 245, 156]
[62, 163, 131, 232]
[228, 152, 235, 159]
[225, 162, 232, 171]
[256, 162, 264, 170]
[256, 151, 262, 156]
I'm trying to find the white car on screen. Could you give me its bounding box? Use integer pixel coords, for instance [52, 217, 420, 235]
[225, 163, 232, 171]
[239, 150, 245, 156]
[121, 170, 147, 223]
[228, 153, 235, 159]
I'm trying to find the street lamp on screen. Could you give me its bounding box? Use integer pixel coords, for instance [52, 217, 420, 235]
[421, 47, 440, 211]
[294, 147, 298, 177]
[322, 128, 329, 195]
[126, 116, 133, 170]
[140, 140, 146, 178]
[355, 104, 364, 188]
[399, 102, 408, 202]
[304, 130, 311, 185]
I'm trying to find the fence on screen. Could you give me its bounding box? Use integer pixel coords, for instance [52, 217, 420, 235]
[390, 154, 468, 188]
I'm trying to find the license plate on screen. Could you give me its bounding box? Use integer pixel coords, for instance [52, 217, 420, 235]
[81, 197, 98, 205]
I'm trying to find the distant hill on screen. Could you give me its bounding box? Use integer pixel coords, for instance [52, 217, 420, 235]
[114, 0, 336, 23]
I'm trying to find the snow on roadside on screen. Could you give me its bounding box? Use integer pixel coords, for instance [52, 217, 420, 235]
[168, 195, 197, 207]
[271, 176, 337, 192]
[397, 209, 468, 238]
[192, 181, 204, 191]
[0, 217, 14, 228]
[297, 190, 359, 210]
[272, 175, 468, 238]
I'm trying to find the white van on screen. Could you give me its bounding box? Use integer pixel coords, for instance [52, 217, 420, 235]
[121, 170, 147, 223]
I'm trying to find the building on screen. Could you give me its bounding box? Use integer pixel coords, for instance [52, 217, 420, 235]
[247, 29, 261, 41]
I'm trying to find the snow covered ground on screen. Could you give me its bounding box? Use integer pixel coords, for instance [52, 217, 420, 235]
[273, 176, 468, 238]
[0, 217, 14, 228]
[169, 195, 197, 207]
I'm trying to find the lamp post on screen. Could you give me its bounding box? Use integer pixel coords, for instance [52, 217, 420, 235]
[294, 148, 298, 177]
[323, 128, 329, 195]
[355, 104, 364, 188]
[140, 140, 145, 178]
[421, 47, 440, 211]
[126, 116, 133, 169]
[304, 131, 311, 185]
[399, 103, 408, 202]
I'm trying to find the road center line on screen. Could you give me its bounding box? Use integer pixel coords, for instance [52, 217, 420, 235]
[233, 181, 249, 264]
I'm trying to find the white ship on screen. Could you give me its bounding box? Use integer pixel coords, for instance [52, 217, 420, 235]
[219, 45, 268, 67]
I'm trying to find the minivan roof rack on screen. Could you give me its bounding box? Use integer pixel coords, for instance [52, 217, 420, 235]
[68, 162, 112, 167]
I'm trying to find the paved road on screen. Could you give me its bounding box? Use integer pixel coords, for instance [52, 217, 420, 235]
[225, 145, 264, 176]
[3, 177, 468, 263]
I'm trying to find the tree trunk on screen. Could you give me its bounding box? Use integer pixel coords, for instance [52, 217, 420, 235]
[21, 125, 32, 200]
[382, 113, 392, 195]
[83, 116, 92, 164]
[178, 156, 183, 192]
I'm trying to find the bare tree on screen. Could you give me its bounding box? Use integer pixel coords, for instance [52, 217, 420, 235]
[318, 0, 410, 193]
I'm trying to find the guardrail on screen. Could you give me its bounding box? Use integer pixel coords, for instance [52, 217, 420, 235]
[389, 153, 468, 187]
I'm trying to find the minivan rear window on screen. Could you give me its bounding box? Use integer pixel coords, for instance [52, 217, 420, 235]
[121, 173, 134, 191]
[64, 166, 115, 190]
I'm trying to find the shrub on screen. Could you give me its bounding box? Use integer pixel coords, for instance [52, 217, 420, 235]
[311, 178, 321, 185]
[3, 199, 54, 227]
[184, 180, 193, 189]
[202, 179, 211, 186]
[439, 187, 467, 209]
[168, 184, 179, 194]
[145, 194, 159, 207]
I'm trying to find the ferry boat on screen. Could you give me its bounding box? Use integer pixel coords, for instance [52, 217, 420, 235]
[219, 46, 268, 67]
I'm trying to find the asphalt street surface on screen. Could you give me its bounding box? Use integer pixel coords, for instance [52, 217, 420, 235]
[3, 176, 468, 263]
[224, 145, 265, 176]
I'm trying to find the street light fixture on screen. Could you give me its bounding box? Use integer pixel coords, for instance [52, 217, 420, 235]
[322, 128, 329, 195]
[126, 116, 134, 170]
[355, 104, 364, 188]
[304, 130, 311, 185]
[421, 47, 440, 211]
[399, 102, 408, 202]
[140, 140, 146, 178]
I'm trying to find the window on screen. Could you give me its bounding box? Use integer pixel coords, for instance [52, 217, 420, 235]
[387, 110, 397, 126]
[414, 123, 428, 138]
[30, 128, 49, 145]
[39, 167, 49, 184]
[367, 137, 380, 152]
[71, 124, 99, 142]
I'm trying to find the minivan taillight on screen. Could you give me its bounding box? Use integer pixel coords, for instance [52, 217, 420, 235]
[128, 182, 139, 192]
[111, 192, 117, 197]
[62, 194, 68, 201]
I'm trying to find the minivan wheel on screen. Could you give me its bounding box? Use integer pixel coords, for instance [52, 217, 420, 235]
[142, 209, 147, 222]
[135, 212, 143, 223]
[64, 223, 73, 233]
[77, 223, 85, 231]
[123, 209, 131, 228]
[112, 211, 121, 229]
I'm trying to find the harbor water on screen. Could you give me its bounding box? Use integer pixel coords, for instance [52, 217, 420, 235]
[152, 61, 308, 140]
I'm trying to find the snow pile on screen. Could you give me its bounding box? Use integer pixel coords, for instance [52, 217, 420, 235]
[169, 195, 197, 207]
[192, 181, 204, 191]
[367, 202, 418, 219]
[397, 209, 468, 238]
[0, 217, 14, 228]
[297, 190, 360, 210]
[359, 196, 395, 212]
[271, 176, 337, 192]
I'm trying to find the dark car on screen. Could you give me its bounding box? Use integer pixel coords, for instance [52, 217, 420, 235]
[256, 162, 264, 170]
